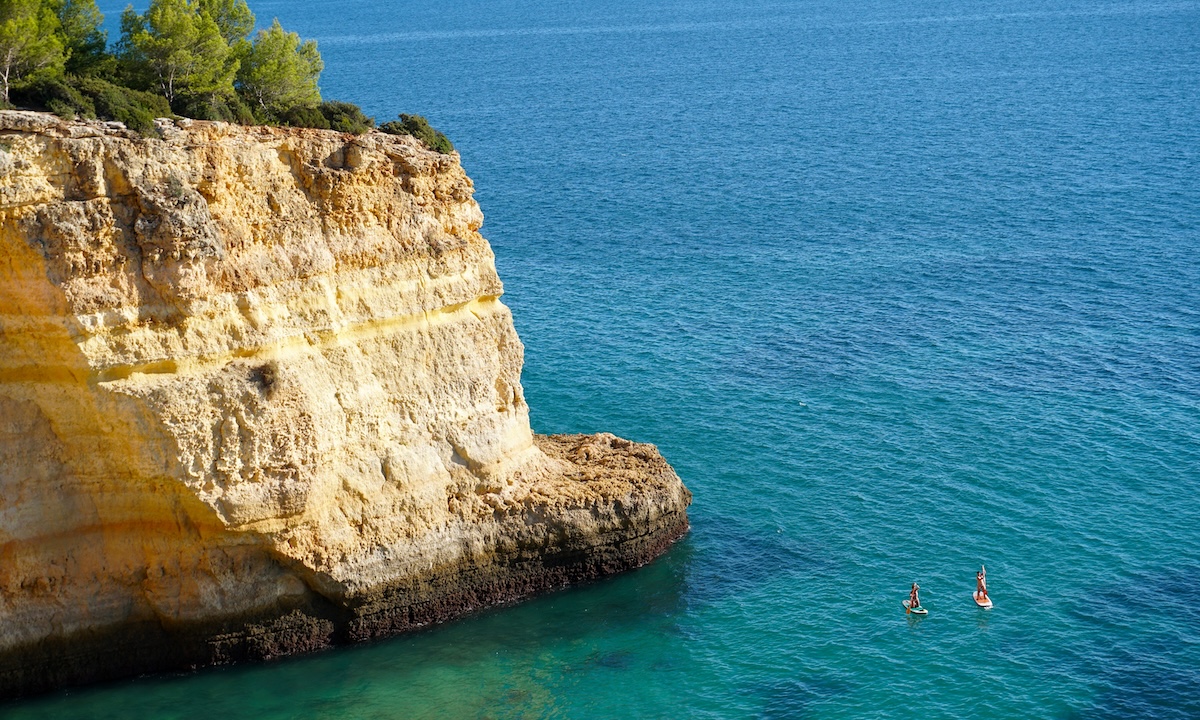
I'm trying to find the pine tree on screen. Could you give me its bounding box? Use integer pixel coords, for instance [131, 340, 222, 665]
[237, 19, 321, 120]
[119, 0, 235, 106]
[0, 0, 65, 105]
[196, 0, 253, 45]
[47, 0, 107, 75]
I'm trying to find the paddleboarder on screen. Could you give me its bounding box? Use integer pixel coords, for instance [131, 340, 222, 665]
[908, 582, 921, 613]
[975, 565, 989, 603]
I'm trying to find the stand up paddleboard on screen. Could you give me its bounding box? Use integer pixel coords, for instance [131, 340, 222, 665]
[973, 591, 993, 609]
[902, 600, 928, 615]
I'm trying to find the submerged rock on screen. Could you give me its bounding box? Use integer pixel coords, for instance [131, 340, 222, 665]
[0, 111, 690, 697]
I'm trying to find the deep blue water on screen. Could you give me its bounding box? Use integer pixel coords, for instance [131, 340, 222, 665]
[8, 0, 1200, 717]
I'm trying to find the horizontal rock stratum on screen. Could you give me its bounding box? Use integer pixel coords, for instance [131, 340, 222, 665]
[0, 111, 690, 697]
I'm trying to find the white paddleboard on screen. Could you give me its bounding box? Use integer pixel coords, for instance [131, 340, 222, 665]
[973, 591, 993, 609]
[902, 600, 928, 615]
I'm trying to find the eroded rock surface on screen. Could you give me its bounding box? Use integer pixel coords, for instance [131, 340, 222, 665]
[0, 111, 690, 697]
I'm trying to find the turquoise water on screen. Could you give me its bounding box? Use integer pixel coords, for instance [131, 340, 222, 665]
[8, 0, 1200, 717]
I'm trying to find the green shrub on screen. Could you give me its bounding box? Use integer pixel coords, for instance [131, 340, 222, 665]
[12, 76, 170, 135]
[379, 113, 454, 154]
[279, 100, 373, 133]
[46, 98, 75, 118]
[282, 105, 323, 128]
[11, 76, 96, 120]
[175, 91, 254, 124]
[318, 101, 373, 134]
[278, 103, 328, 129]
[74, 76, 171, 135]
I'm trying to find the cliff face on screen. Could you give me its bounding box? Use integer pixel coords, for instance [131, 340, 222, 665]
[0, 111, 690, 696]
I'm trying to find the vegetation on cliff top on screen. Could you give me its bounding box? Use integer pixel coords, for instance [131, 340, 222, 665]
[0, 0, 454, 151]
[379, 113, 454, 155]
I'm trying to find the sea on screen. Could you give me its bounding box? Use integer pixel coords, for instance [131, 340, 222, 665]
[5, 0, 1200, 717]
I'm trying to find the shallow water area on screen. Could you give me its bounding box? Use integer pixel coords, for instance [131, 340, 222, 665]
[7, 0, 1200, 717]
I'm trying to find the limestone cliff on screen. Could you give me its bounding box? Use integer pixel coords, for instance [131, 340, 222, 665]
[0, 111, 690, 697]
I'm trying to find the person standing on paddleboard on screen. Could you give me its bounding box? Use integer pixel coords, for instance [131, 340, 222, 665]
[976, 565, 988, 602]
[908, 582, 921, 612]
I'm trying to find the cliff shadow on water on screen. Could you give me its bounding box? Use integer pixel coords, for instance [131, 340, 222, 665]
[0, 540, 698, 719]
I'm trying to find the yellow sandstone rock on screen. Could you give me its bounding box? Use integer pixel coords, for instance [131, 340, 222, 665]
[0, 111, 690, 696]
